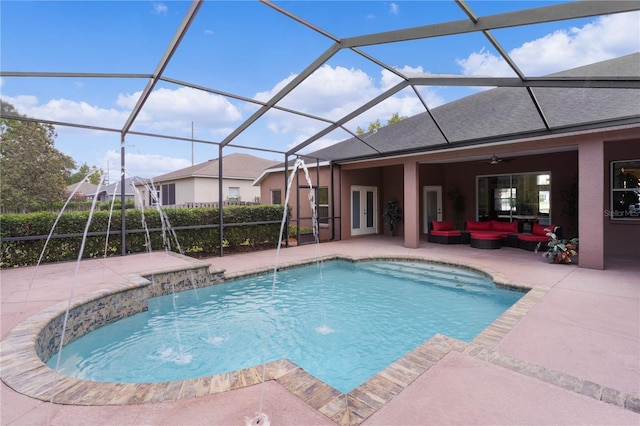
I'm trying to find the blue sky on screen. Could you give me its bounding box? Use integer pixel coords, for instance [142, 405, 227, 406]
[1, 1, 638, 180]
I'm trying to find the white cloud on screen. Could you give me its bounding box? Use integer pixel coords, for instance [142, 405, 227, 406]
[256, 65, 377, 120]
[457, 11, 640, 77]
[3, 94, 128, 128]
[389, 3, 399, 15]
[6, 86, 243, 135]
[253, 64, 440, 153]
[456, 48, 513, 77]
[255, 64, 431, 130]
[254, 65, 376, 141]
[100, 150, 191, 180]
[152, 3, 168, 15]
[380, 67, 404, 90]
[3, 87, 244, 167]
[117, 86, 242, 132]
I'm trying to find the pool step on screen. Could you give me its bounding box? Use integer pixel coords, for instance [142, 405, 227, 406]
[362, 262, 488, 284]
[358, 262, 494, 295]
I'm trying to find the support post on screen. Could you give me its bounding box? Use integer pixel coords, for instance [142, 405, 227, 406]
[403, 159, 420, 248]
[120, 134, 127, 256]
[218, 145, 224, 257]
[284, 154, 289, 247]
[578, 140, 605, 269]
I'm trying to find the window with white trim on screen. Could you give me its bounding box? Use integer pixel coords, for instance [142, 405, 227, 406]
[228, 187, 240, 201]
[149, 186, 160, 206]
[317, 186, 329, 225]
[271, 189, 282, 205]
[611, 159, 640, 220]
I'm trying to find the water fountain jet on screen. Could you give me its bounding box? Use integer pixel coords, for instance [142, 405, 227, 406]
[250, 157, 322, 426]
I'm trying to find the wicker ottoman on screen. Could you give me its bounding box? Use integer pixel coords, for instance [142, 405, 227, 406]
[470, 232, 501, 249]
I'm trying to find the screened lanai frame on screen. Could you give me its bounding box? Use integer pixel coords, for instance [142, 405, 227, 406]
[1, 0, 639, 255]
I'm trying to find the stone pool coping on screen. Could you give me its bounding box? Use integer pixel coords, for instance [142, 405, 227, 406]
[2, 255, 637, 425]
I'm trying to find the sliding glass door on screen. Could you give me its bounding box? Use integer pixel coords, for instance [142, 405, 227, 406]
[477, 172, 551, 227]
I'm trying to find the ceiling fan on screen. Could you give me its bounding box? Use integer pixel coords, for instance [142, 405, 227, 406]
[487, 154, 513, 165]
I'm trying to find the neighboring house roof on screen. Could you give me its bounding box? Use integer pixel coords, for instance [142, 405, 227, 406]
[303, 53, 640, 163]
[90, 177, 139, 197]
[148, 153, 280, 183]
[253, 160, 331, 186]
[65, 181, 99, 196]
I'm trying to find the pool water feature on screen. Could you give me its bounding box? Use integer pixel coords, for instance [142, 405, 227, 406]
[47, 259, 524, 394]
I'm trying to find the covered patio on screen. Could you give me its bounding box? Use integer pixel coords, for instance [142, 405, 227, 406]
[2, 237, 638, 425]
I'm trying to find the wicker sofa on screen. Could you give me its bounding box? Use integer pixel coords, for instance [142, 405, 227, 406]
[516, 223, 562, 251]
[462, 220, 520, 247]
[428, 219, 561, 251]
[427, 220, 462, 244]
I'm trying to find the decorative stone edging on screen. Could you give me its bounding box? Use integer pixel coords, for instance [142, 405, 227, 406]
[462, 344, 640, 414]
[1, 262, 224, 404]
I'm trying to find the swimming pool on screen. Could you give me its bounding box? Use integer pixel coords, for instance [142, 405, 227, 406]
[48, 259, 524, 393]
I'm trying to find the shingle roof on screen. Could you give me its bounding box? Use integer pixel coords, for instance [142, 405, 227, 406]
[65, 181, 99, 195]
[150, 153, 279, 183]
[306, 53, 640, 163]
[92, 177, 139, 197]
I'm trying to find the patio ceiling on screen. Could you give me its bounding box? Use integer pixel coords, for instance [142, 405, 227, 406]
[1, 0, 639, 164]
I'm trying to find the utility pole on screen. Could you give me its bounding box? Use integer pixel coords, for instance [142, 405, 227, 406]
[191, 121, 194, 166]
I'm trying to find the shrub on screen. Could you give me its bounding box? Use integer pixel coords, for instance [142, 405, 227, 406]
[0, 204, 287, 268]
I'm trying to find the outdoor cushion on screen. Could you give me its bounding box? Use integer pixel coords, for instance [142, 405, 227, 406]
[432, 220, 455, 232]
[466, 220, 492, 231]
[431, 230, 462, 236]
[491, 220, 518, 233]
[470, 232, 501, 240]
[532, 223, 556, 236]
[518, 234, 551, 242]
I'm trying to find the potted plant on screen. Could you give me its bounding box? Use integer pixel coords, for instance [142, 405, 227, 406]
[383, 199, 403, 236]
[535, 229, 578, 264]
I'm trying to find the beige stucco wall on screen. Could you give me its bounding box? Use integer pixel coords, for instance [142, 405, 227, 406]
[134, 177, 262, 206]
[190, 177, 262, 203]
[192, 177, 217, 202]
[175, 179, 196, 205]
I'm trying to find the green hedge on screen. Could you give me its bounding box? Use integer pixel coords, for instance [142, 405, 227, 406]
[0, 205, 288, 268]
[0, 199, 137, 214]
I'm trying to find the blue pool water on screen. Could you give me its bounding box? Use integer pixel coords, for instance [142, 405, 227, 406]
[48, 260, 523, 393]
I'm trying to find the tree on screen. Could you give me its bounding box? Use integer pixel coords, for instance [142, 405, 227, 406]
[67, 162, 103, 186]
[356, 119, 381, 135]
[1, 100, 76, 211]
[1, 100, 22, 118]
[386, 112, 407, 125]
[356, 113, 407, 135]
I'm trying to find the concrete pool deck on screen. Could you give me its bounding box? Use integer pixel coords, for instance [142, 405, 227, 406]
[1, 236, 639, 425]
